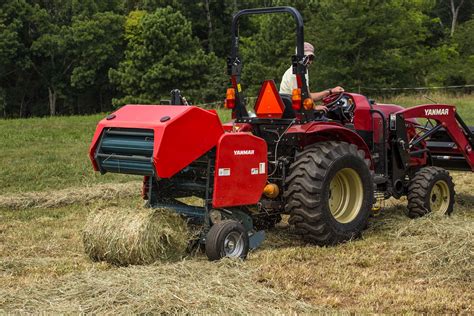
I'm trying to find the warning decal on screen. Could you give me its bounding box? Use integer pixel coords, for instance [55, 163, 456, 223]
[218, 168, 231, 177]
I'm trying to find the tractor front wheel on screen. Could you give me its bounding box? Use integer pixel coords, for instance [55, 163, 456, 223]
[205, 220, 249, 261]
[284, 141, 373, 245]
[407, 166, 455, 218]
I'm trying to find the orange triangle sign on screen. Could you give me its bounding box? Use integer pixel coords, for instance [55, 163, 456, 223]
[255, 80, 285, 118]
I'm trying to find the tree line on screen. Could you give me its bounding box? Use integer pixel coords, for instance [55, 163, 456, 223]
[0, 0, 472, 118]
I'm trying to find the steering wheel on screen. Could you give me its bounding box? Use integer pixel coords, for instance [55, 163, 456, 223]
[322, 92, 344, 109]
[322, 92, 354, 122]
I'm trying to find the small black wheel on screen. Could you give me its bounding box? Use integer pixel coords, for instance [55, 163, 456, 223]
[205, 220, 249, 261]
[407, 166, 455, 218]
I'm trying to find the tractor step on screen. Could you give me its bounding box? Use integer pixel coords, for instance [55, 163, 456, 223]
[373, 174, 387, 184]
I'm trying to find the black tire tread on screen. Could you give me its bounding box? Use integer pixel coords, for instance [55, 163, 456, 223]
[284, 141, 372, 245]
[205, 220, 249, 261]
[407, 166, 455, 218]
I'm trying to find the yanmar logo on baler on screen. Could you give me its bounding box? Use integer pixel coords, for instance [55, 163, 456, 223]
[234, 150, 255, 156]
[425, 108, 449, 116]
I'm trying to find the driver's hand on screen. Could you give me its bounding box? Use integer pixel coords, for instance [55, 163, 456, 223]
[331, 86, 345, 93]
[315, 105, 328, 113]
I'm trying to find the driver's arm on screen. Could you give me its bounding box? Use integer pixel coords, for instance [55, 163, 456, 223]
[310, 86, 345, 101]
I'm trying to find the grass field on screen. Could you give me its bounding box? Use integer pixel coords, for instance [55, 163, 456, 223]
[0, 94, 473, 313]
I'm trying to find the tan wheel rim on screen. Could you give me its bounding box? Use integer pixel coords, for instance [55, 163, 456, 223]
[328, 168, 364, 223]
[430, 180, 450, 214]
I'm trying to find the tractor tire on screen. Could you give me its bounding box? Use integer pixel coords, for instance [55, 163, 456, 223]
[407, 166, 455, 218]
[205, 220, 249, 261]
[284, 141, 373, 245]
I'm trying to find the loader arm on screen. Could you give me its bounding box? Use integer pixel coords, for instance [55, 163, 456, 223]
[394, 104, 474, 171]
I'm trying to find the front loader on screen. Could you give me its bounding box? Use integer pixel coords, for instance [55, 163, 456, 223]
[89, 7, 474, 260]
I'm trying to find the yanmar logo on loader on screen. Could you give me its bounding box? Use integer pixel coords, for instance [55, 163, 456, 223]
[425, 108, 449, 116]
[234, 150, 255, 156]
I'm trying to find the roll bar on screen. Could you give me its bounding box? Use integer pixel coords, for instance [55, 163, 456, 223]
[227, 6, 312, 120]
[230, 7, 305, 60]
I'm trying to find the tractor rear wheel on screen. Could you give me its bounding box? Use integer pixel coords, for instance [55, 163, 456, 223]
[284, 141, 373, 245]
[407, 166, 455, 218]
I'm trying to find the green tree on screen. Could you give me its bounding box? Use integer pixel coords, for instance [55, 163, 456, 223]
[68, 12, 125, 113]
[432, 0, 473, 36]
[442, 17, 474, 85]
[0, 0, 38, 117]
[30, 0, 125, 115]
[306, 0, 440, 90]
[109, 7, 225, 106]
[0, 0, 125, 117]
[239, 14, 295, 96]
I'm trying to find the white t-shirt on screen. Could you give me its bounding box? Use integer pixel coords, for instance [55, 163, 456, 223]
[279, 66, 310, 95]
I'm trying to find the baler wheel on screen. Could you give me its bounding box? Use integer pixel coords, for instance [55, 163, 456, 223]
[284, 141, 373, 245]
[407, 166, 455, 218]
[205, 220, 249, 261]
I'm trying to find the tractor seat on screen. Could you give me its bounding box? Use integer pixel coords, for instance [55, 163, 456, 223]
[280, 93, 296, 119]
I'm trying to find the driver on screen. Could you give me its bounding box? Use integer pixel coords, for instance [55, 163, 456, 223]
[279, 42, 344, 113]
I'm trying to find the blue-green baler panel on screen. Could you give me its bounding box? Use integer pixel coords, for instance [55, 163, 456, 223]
[95, 128, 155, 176]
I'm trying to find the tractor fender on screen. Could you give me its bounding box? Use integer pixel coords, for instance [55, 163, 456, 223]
[287, 122, 374, 169]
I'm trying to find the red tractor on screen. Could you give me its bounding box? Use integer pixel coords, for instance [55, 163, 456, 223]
[89, 7, 474, 261]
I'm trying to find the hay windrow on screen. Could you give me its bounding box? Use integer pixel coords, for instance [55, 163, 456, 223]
[82, 207, 190, 265]
[392, 212, 473, 282]
[0, 182, 141, 210]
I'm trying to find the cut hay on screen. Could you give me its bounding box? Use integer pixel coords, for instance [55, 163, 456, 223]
[82, 207, 190, 265]
[392, 212, 473, 282]
[0, 182, 140, 210]
[0, 260, 320, 314]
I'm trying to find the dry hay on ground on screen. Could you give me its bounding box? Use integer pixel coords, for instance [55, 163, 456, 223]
[392, 212, 473, 282]
[0, 260, 320, 314]
[0, 182, 140, 210]
[82, 207, 190, 265]
[1, 172, 472, 313]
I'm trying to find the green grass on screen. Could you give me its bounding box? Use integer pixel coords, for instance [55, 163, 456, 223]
[0, 114, 138, 195]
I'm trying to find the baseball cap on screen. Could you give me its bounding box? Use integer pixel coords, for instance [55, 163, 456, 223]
[295, 42, 315, 56]
[304, 42, 315, 56]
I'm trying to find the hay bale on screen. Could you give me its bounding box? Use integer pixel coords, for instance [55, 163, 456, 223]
[82, 207, 190, 265]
